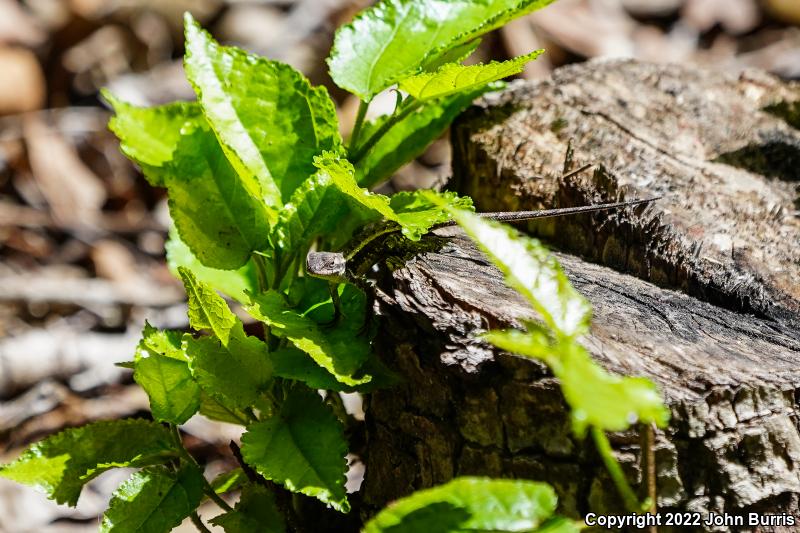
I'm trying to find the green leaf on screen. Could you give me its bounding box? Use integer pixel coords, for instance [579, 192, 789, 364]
[240, 386, 349, 512]
[166, 227, 258, 304]
[356, 86, 495, 188]
[104, 92, 202, 178]
[271, 347, 395, 392]
[328, 0, 555, 100]
[100, 464, 204, 533]
[185, 333, 272, 411]
[166, 125, 271, 270]
[179, 267, 237, 342]
[199, 392, 249, 425]
[534, 517, 584, 533]
[553, 340, 671, 436]
[179, 268, 273, 409]
[246, 291, 371, 386]
[399, 50, 542, 101]
[421, 38, 481, 72]
[184, 14, 342, 211]
[210, 468, 247, 495]
[271, 170, 349, 261]
[485, 330, 670, 436]
[270, 347, 348, 390]
[313, 155, 466, 241]
[435, 199, 592, 337]
[391, 190, 473, 233]
[314, 154, 397, 225]
[210, 483, 286, 533]
[0, 420, 175, 506]
[134, 355, 200, 425]
[363, 477, 560, 533]
[135, 322, 186, 362]
[106, 96, 269, 270]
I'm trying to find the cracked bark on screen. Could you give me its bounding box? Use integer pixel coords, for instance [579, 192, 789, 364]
[361, 60, 800, 532]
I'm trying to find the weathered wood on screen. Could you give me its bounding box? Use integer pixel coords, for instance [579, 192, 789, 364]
[362, 60, 800, 532]
[451, 59, 800, 330]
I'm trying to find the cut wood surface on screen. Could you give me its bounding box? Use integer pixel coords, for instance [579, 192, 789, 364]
[362, 60, 800, 532]
[451, 59, 800, 330]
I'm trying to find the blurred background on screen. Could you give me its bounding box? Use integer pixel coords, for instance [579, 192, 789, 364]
[0, 0, 798, 530]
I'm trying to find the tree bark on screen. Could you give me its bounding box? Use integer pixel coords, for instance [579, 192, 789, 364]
[361, 60, 800, 532]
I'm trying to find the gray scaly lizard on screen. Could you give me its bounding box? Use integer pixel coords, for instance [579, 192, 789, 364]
[306, 193, 659, 324]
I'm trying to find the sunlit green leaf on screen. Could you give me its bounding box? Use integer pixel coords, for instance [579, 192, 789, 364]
[179, 267, 237, 342]
[313, 154, 397, 225]
[179, 268, 272, 410]
[434, 199, 592, 337]
[364, 477, 564, 533]
[100, 465, 203, 533]
[166, 126, 271, 269]
[485, 330, 670, 436]
[133, 325, 200, 425]
[246, 291, 370, 386]
[271, 347, 396, 393]
[135, 322, 186, 362]
[210, 468, 247, 495]
[104, 92, 202, 179]
[356, 86, 495, 188]
[185, 333, 271, 411]
[399, 50, 542, 101]
[210, 483, 286, 532]
[0, 420, 175, 506]
[391, 190, 473, 233]
[314, 155, 469, 241]
[271, 171, 349, 262]
[241, 386, 349, 512]
[184, 14, 342, 215]
[107, 97, 269, 270]
[134, 357, 200, 425]
[328, 0, 555, 100]
[166, 227, 258, 304]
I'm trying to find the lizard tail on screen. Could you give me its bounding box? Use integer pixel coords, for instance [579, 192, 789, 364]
[479, 196, 661, 223]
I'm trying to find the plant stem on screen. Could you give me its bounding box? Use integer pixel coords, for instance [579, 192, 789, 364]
[170, 425, 234, 513]
[251, 252, 276, 345]
[348, 100, 370, 153]
[591, 426, 641, 513]
[350, 99, 422, 164]
[252, 253, 270, 293]
[191, 512, 212, 533]
[640, 422, 658, 530]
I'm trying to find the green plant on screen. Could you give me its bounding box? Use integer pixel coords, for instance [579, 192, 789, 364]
[0, 1, 669, 531]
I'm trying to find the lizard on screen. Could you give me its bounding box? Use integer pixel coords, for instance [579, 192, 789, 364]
[306, 194, 660, 324]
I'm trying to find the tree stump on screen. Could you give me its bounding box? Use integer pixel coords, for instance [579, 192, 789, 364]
[361, 60, 800, 532]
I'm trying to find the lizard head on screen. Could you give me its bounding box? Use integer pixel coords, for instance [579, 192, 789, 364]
[305, 251, 348, 284]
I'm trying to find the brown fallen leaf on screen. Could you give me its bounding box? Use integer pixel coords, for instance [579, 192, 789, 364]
[91, 239, 141, 284]
[682, 0, 760, 34]
[0, 0, 46, 47]
[501, 16, 552, 79]
[23, 115, 106, 230]
[530, 0, 637, 58]
[0, 47, 45, 115]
